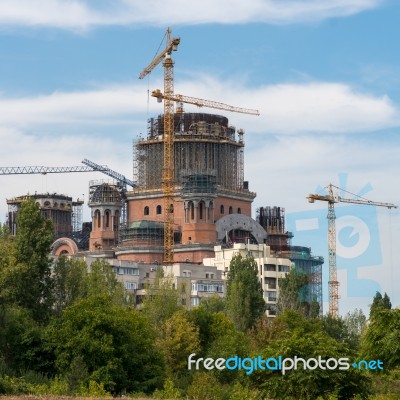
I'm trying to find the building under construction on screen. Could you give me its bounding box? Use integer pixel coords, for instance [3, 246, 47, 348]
[7, 193, 84, 236]
[88, 112, 256, 264]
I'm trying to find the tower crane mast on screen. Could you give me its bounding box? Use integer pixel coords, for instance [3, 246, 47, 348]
[307, 183, 397, 317]
[139, 27, 179, 264]
[139, 28, 259, 264]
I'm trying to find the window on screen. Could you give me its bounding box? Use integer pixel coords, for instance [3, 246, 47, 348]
[220, 205, 224, 214]
[237, 207, 241, 214]
[264, 264, 276, 272]
[156, 205, 162, 214]
[195, 283, 224, 293]
[278, 265, 290, 273]
[144, 206, 149, 215]
[125, 282, 137, 290]
[116, 267, 140, 276]
[105, 210, 110, 228]
[199, 202, 204, 219]
[190, 202, 194, 220]
[95, 209, 101, 228]
[229, 206, 233, 214]
[264, 291, 277, 301]
[264, 277, 276, 289]
[191, 297, 200, 307]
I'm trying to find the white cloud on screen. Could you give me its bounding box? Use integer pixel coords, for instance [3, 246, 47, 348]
[0, 0, 383, 31]
[0, 77, 397, 135]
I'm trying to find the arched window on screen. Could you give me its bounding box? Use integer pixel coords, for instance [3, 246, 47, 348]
[237, 207, 241, 214]
[144, 206, 149, 215]
[220, 205, 224, 214]
[156, 205, 162, 214]
[95, 209, 101, 228]
[229, 206, 233, 214]
[190, 202, 194, 220]
[105, 210, 110, 228]
[199, 202, 204, 220]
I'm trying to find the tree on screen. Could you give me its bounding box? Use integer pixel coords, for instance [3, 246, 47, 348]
[276, 268, 319, 317]
[156, 309, 200, 377]
[343, 308, 366, 338]
[362, 292, 399, 370]
[250, 310, 371, 400]
[13, 198, 54, 322]
[370, 291, 392, 318]
[142, 268, 183, 329]
[86, 259, 129, 305]
[225, 254, 264, 331]
[52, 256, 88, 317]
[52, 294, 164, 394]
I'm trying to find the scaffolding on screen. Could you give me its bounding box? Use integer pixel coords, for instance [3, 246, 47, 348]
[72, 200, 84, 232]
[289, 246, 324, 315]
[256, 206, 292, 253]
[133, 113, 246, 193]
[6, 193, 77, 237]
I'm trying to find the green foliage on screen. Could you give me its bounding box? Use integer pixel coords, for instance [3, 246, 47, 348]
[87, 259, 130, 305]
[153, 377, 182, 399]
[52, 256, 88, 317]
[0, 375, 29, 394]
[199, 294, 225, 313]
[225, 254, 264, 331]
[322, 314, 360, 351]
[229, 382, 260, 400]
[51, 294, 164, 394]
[276, 267, 319, 317]
[250, 311, 371, 400]
[12, 198, 54, 322]
[362, 308, 400, 370]
[187, 372, 231, 400]
[157, 309, 200, 377]
[77, 379, 111, 397]
[0, 306, 54, 374]
[142, 269, 183, 328]
[370, 291, 392, 318]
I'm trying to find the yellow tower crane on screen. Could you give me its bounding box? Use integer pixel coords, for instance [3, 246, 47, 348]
[307, 183, 397, 317]
[139, 28, 259, 264]
[139, 28, 180, 264]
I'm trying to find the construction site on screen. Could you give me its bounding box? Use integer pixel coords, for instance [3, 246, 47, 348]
[0, 28, 326, 316]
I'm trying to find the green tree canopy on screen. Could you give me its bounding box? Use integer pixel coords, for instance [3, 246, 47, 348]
[51, 294, 164, 394]
[12, 199, 53, 322]
[370, 291, 392, 318]
[225, 254, 264, 331]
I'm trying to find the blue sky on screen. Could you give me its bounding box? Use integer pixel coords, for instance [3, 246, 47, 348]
[0, 0, 399, 314]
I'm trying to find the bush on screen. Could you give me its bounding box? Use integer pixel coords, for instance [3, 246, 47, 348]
[153, 377, 182, 399]
[187, 372, 231, 400]
[0, 375, 28, 394]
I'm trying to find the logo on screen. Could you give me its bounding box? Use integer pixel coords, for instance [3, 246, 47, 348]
[188, 354, 383, 375]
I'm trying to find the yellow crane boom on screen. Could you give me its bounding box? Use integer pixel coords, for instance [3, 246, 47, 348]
[151, 89, 260, 116]
[307, 183, 397, 317]
[139, 28, 180, 264]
